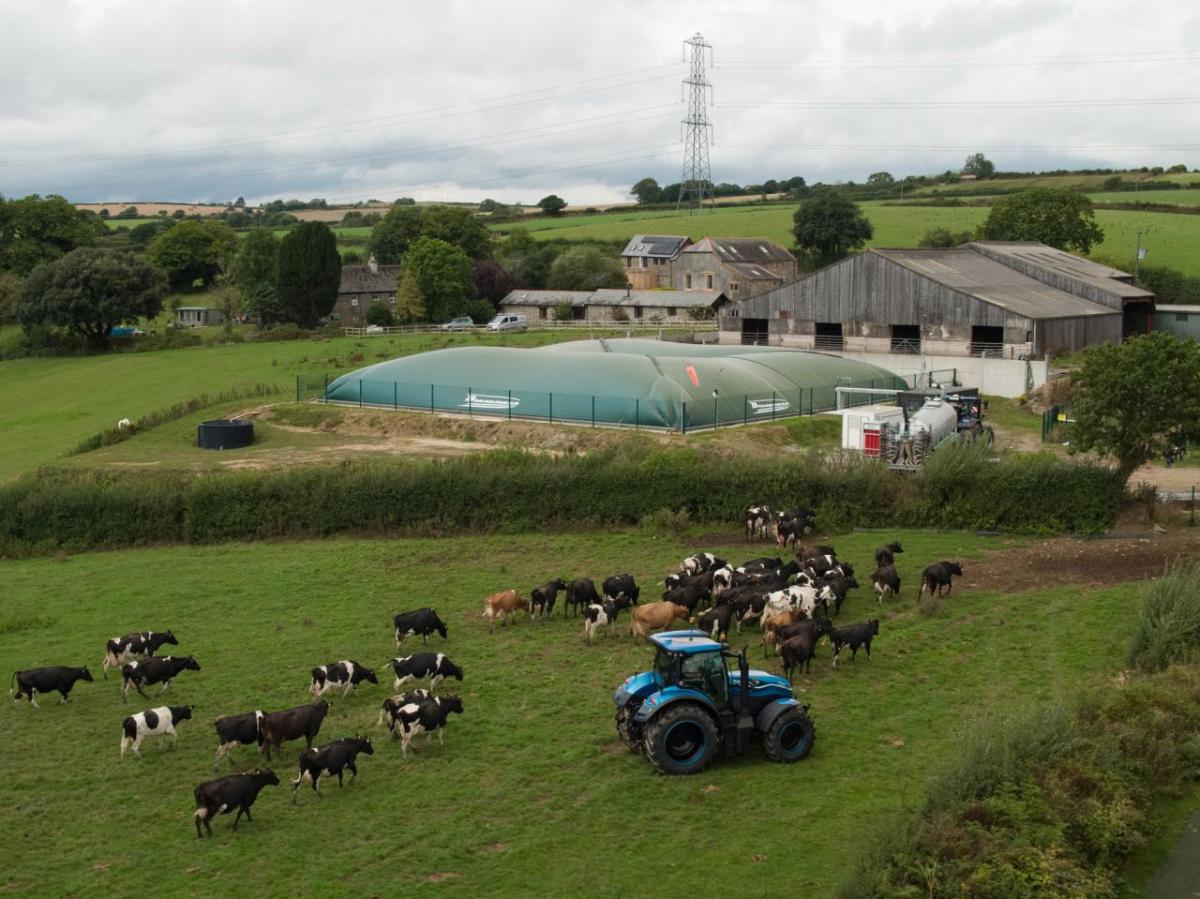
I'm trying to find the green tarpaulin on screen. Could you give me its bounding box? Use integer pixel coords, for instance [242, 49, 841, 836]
[324, 338, 908, 430]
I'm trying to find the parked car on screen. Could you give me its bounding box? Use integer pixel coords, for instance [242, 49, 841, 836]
[486, 313, 528, 332]
[440, 316, 474, 332]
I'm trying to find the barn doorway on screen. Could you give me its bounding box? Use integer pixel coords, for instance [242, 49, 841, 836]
[741, 318, 768, 345]
[1123, 301, 1151, 338]
[890, 324, 921, 353]
[814, 321, 844, 351]
[970, 325, 1004, 356]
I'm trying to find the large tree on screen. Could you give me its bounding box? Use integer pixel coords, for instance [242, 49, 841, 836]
[18, 248, 167, 347]
[275, 222, 341, 328]
[233, 229, 284, 325]
[401, 236, 475, 322]
[366, 204, 424, 264]
[393, 268, 427, 324]
[496, 227, 556, 288]
[417, 205, 492, 258]
[1067, 331, 1200, 483]
[537, 195, 567, 217]
[546, 245, 626, 290]
[979, 188, 1104, 253]
[472, 258, 516, 303]
[631, 178, 662, 205]
[962, 152, 996, 179]
[0, 194, 105, 274]
[145, 219, 237, 290]
[791, 189, 873, 269]
[0, 271, 22, 324]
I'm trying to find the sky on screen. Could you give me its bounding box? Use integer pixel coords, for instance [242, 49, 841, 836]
[1, 0, 1198, 207]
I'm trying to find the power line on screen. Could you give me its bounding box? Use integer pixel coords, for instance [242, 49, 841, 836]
[714, 50, 1200, 70]
[718, 97, 1200, 110]
[722, 141, 1200, 152]
[0, 64, 686, 169]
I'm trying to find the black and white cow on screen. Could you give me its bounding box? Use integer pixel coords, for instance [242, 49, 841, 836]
[392, 608, 448, 649]
[819, 572, 860, 616]
[378, 689, 431, 728]
[530, 579, 567, 619]
[390, 695, 464, 759]
[389, 653, 463, 690]
[120, 704, 194, 760]
[873, 564, 901, 603]
[291, 737, 374, 802]
[678, 553, 725, 576]
[697, 604, 734, 642]
[102, 630, 178, 678]
[602, 574, 640, 607]
[120, 656, 200, 703]
[564, 579, 600, 618]
[309, 660, 378, 699]
[11, 666, 93, 707]
[875, 542, 904, 567]
[212, 710, 265, 769]
[745, 506, 776, 542]
[193, 769, 280, 837]
[582, 597, 635, 645]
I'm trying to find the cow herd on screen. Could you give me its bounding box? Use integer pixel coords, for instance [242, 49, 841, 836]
[11, 508, 967, 839]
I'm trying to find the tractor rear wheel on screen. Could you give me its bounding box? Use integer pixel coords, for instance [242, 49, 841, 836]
[643, 704, 718, 775]
[762, 708, 815, 763]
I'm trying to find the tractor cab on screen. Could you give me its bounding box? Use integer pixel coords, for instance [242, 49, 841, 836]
[614, 630, 814, 775]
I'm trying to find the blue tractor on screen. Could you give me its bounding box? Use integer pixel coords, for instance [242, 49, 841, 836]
[613, 630, 815, 775]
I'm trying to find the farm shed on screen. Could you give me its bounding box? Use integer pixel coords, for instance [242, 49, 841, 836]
[1154, 304, 1200, 341]
[324, 338, 906, 430]
[721, 241, 1153, 359]
[499, 288, 729, 323]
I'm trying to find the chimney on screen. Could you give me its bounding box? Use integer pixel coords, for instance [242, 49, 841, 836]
[367, 254, 378, 274]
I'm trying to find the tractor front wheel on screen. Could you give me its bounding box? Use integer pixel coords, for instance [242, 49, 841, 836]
[643, 704, 718, 776]
[762, 708, 815, 763]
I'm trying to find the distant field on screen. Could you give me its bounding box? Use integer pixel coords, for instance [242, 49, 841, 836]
[1085, 189, 1200, 207]
[911, 171, 1200, 194]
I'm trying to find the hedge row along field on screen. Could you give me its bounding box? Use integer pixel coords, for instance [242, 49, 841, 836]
[0, 445, 1123, 556]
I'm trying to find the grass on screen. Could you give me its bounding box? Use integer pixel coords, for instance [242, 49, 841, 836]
[981, 396, 1042, 434]
[2, 527, 1149, 898]
[909, 171, 1200, 194]
[0, 329, 623, 483]
[1086, 189, 1200, 207]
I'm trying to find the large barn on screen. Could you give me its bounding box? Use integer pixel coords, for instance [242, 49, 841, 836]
[721, 241, 1154, 359]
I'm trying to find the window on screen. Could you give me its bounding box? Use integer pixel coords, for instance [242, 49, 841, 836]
[667, 307, 676, 316]
[641, 257, 648, 269]
[539, 308, 547, 319]
[685, 273, 693, 289]
[731, 281, 740, 292]
[705, 273, 714, 289]
[1178, 313, 1189, 322]
[634, 306, 643, 319]
[350, 298, 359, 308]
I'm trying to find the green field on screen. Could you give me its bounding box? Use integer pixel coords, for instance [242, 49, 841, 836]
[3, 527, 1148, 897]
[911, 171, 1200, 194]
[494, 201, 1200, 276]
[1086, 189, 1200, 207]
[0, 330, 620, 483]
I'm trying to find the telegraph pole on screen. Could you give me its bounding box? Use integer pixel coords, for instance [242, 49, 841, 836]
[676, 33, 713, 214]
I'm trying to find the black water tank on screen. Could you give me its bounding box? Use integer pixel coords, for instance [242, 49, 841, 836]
[197, 419, 254, 450]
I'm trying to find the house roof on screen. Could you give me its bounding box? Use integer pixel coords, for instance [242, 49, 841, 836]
[871, 248, 1121, 320]
[683, 237, 795, 265]
[500, 289, 727, 309]
[968, 241, 1153, 302]
[1156, 304, 1200, 313]
[620, 235, 690, 258]
[338, 264, 401, 294]
[727, 262, 785, 282]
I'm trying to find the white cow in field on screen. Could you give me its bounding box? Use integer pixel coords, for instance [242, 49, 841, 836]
[117, 418, 132, 432]
[119, 704, 193, 760]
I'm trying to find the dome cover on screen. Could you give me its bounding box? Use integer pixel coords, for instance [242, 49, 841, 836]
[324, 338, 906, 430]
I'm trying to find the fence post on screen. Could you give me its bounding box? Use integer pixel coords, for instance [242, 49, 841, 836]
[682, 402, 687, 434]
[713, 396, 718, 430]
[508, 390, 512, 421]
[1191, 486, 1196, 527]
[635, 398, 639, 431]
[592, 395, 596, 428]
[549, 393, 553, 424]
[771, 391, 776, 422]
[323, 372, 328, 403]
[810, 387, 814, 414]
[393, 382, 398, 410]
[468, 386, 472, 418]
[429, 384, 434, 415]
[358, 380, 363, 408]
[797, 388, 802, 419]
[295, 375, 300, 403]
[743, 394, 748, 426]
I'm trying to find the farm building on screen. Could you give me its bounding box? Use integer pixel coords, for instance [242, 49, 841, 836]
[621, 235, 690, 289]
[174, 306, 224, 327]
[673, 237, 799, 301]
[721, 241, 1155, 359]
[323, 338, 906, 430]
[499, 288, 729, 322]
[1155, 304, 1200, 341]
[331, 255, 401, 324]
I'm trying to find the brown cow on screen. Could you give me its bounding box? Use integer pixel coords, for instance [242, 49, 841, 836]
[482, 590, 530, 633]
[761, 609, 803, 655]
[629, 602, 691, 640]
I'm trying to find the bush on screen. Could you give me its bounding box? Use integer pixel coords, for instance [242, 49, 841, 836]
[365, 302, 395, 327]
[1127, 562, 1200, 671]
[640, 507, 690, 536]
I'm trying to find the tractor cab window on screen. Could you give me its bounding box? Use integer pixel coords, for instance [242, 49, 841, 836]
[680, 652, 728, 705]
[653, 649, 676, 684]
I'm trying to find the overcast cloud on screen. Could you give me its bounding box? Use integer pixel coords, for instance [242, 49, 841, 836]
[1, 0, 1198, 206]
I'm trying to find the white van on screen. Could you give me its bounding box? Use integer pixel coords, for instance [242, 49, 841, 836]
[486, 313, 528, 332]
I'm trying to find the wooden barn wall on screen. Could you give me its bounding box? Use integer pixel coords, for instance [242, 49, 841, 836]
[1038, 314, 1123, 355]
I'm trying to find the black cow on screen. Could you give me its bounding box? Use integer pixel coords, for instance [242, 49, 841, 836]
[819, 572, 860, 616]
[776, 508, 815, 548]
[664, 570, 714, 595]
[918, 561, 964, 598]
[530, 579, 567, 619]
[873, 565, 901, 602]
[831, 620, 880, 668]
[392, 608, 448, 649]
[260, 701, 329, 760]
[310, 660, 378, 699]
[11, 666, 93, 707]
[602, 574, 641, 607]
[193, 769, 280, 837]
[120, 704, 194, 760]
[390, 695, 464, 759]
[662, 583, 708, 615]
[102, 630, 178, 678]
[213, 710, 265, 769]
[739, 557, 783, 573]
[120, 655, 200, 703]
[780, 627, 827, 680]
[564, 579, 600, 618]
[874, 542, 904, 566]
[697, 604, 734, 642]
[389, 652, 463, 689]
[772, 617, 833, 653]
[292, 736, 375, 802]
